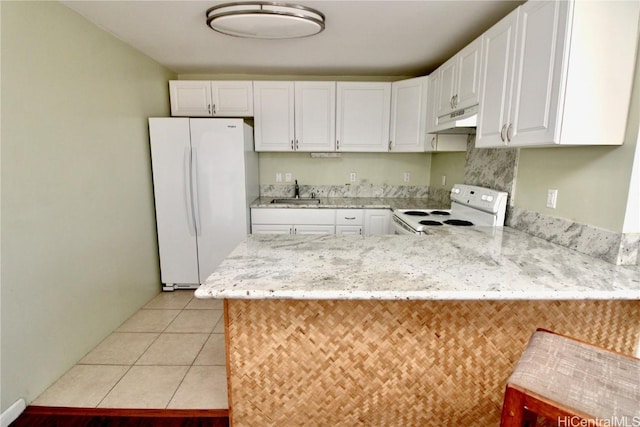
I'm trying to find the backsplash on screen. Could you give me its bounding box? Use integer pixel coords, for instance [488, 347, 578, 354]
[464, 137, 519, 197]
[462, 137, 637, 265]
[260, 183, 429, 198]
[509, 206, 639, 265]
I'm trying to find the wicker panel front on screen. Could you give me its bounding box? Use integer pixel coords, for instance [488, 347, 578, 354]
[225, 300, 640, 427]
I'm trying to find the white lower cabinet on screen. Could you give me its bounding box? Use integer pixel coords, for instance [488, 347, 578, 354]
[251, 208, 335, 235]
[335, 209, 364, 235]
[364, 209, 391, 235]
[251, 208, 392, 235]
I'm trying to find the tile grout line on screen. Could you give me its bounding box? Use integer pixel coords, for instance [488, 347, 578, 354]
[96, 295, 194, 409]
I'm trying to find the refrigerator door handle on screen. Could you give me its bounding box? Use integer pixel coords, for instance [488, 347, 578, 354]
[191, 148, 202, 236]
[184, 147, 197, 236]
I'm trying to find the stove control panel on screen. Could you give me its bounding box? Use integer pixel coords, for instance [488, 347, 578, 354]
[450, 184, 508, 214]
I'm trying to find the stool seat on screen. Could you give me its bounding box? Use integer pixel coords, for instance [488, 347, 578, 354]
[501, 329, 640, 426]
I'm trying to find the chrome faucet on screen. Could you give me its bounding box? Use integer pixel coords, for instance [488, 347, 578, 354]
[294, 179, 300, 199]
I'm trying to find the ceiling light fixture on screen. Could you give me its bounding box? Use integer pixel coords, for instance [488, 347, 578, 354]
[206, 2, 325, 39]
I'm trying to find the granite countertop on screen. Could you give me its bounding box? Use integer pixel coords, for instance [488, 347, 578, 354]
[250, 197, 439, 210]
[195, 227, 640, 301]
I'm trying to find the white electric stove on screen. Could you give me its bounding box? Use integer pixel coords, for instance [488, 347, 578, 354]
[392, 184, 508, 235]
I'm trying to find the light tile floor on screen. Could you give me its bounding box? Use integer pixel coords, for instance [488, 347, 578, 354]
[32, 291, 228, 409]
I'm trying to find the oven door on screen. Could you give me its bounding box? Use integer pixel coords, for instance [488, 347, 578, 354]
[392, 215, 419, 235]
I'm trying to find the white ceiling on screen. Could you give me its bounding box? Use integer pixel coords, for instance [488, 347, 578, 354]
[60, 0, 522, 77]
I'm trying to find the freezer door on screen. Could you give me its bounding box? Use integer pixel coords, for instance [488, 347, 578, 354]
[189, 119, 250, 284]
[149, 118, 200, 286]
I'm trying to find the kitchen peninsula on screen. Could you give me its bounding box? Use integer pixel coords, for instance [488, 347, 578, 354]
[195, 229, 640, 426]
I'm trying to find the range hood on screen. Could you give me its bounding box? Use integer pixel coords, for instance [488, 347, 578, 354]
[432, 104, 478, 135]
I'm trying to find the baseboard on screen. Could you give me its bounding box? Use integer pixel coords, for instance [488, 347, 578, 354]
[0, 398, 26, 427]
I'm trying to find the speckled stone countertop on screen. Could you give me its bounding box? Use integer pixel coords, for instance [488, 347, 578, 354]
[250, 197, 438, 210]
[195, 227, 640, 301]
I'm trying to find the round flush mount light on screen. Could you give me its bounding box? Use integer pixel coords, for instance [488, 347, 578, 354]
[206, 2, 325, 39]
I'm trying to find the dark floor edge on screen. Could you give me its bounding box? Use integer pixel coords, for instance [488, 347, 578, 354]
[22, 406, 229, 418]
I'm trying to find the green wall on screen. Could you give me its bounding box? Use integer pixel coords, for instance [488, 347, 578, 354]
[259, 152, 432, 186]
[1, 1, 175, 411]
[514, 43, 640, 233]
[428, 152, 466, 193]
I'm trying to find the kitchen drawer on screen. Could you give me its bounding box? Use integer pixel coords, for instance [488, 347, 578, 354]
[335, 209, 364, 225]
[251, 208, 335, 225]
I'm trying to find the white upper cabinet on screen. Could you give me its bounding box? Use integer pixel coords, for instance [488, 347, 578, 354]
[389, 76, 428, 152]
[253, 81, 295, 151]
[476, 0, 640, 148]
[425, 74, 467, 152]
[435, 37, 483, 118]
[336, 82, 391, 152]
[254, 81, 335, 152]
[294, 82, 336, 152]
[169, 80, 253, 117]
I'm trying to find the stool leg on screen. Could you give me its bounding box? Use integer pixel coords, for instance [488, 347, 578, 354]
[500, 385, 530, 427]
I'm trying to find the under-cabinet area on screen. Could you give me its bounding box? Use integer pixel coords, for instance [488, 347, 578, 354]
[251, 208, 391, 235]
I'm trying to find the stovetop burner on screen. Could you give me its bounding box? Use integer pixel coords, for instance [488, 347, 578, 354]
[430, 210, 451, 216]
[419, 220, 443, 226]
[443, 219, 474, 226]
[404, 211, 429, 216]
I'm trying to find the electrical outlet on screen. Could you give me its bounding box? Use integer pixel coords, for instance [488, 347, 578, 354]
[285, 173, 292, 183]
[403, 172, 411, 182]
[350, 172, 357, 183]
[275, 173, 282, 183]
[546, 189, 558, 209]
[441, 175, 446, 186]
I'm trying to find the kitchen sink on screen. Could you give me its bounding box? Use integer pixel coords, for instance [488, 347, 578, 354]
[271, 198, 321, 205]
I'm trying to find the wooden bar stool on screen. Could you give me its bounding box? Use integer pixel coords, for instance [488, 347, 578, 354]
[500, 329, 640, 427]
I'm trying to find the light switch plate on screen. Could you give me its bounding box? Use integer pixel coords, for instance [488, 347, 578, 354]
[285, 173, 292, 182]
[350, 172, 356, 182]
[275, 173, 282, 183]
[546, 189, 558, 208]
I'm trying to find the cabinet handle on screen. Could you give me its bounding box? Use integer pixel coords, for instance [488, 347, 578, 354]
[507, 124, 513, 142]
[291, 140, 294, 151]
[450, 96, 455, 109]
[359, 228, 362, 235]
[500, 124, 507, 142]
[431, 136, 437, 150]
[208, 104, 212, 115]
[388, 140, 392, 150]
[344, 217, 356, 220]
[336, 140, 340, 150]
[295, 140, 299, 150]
[292, 227, 296, 234]
[213, 104, 216, 115]
[454, 95, 458, 108]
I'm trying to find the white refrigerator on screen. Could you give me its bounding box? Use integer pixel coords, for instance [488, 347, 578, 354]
[148, 118, 259, 290]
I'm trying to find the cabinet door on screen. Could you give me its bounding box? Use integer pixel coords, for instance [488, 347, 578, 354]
[389, 77, 428, 152]
[475, 9, 519, 148]
[293, 225, 335, 235]
[335, 225, 362, 235]
[211, 81, 254, 117]
[436, 58, 457, 117]
[253, 81, 295, 151]
[294, 81, 336, 152]
[425, 73, 439, 136]
[169, 81, 213, 117]
[364, 209, 391, 235]
[455, 37, 483, 110]
[433, 134, 468, 152]
[507, 1, 568, 147]
[336, 82, 391, 152]
[252, 224, 292, 234]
